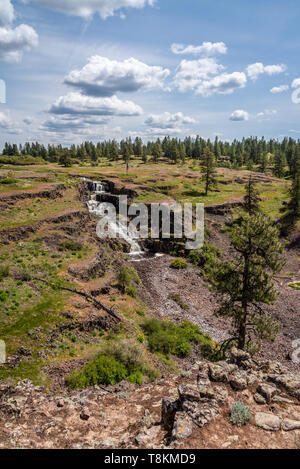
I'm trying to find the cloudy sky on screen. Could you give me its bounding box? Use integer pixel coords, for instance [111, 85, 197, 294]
[0, 0, 299, 145]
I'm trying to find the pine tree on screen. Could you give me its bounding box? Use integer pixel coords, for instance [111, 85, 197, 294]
[259, 152, 268, 173]
[273, 151, 285, 179]
[201, 147, 218, 196]
[287, 145, 300, 221]
[152, 141, 162, 163]
[122, 144, 130, 175]
[209, 213, 285, 351]
[243, 177, 261, 215]
[59, 150, 72, 168]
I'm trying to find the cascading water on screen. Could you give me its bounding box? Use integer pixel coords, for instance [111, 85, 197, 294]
[85, 179, 145, 259]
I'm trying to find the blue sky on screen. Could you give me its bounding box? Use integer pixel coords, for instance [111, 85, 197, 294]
[0, 0, 299, 146]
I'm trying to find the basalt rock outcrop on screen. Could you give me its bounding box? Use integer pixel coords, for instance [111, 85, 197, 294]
[161, 348, 300, 443]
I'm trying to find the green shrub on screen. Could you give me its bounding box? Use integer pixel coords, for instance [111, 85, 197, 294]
[168, 293, 189, 311]
[230, 402, 252, 426]
[143, 319, 216, 359]
[127, 370, 144, 384]
[0, 265, 9, 281]
[66, 355, 127, 388]
[188, 244, 221, 268]
[0, 155, 46, 166]
[169, 258, 188, 269]
[118, 266, 140, 293]
[59, 239, 82, 252]
[0, 177, 17, 185]
[66, 340, 159, 389]
[126, 285, 138, 298]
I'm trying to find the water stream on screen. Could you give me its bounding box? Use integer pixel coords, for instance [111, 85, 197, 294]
[85, 179, 146, 259]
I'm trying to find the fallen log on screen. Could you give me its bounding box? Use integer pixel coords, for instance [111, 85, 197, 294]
[33, 277, 121, 322]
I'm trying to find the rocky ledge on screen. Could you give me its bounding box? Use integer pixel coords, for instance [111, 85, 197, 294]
[162, 348, 300, 444]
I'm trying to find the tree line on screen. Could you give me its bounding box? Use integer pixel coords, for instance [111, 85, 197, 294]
[2, 136, 300, 177]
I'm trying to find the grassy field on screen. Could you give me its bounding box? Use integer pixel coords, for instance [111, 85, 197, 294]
[0, 157, 294, 385]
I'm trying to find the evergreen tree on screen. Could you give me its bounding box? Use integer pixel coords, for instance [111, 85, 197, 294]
[243, 177, 261, 215]
[287, 145, 300, 221]
[59, 150, 72, 167]
[273, 151, 285, 179]
[122, 143, 130, 175]
[152, 140, 162, 163]
[201, 147, 218, 196]
[259, 152, 268, 173]
[209, 213, 285, 351]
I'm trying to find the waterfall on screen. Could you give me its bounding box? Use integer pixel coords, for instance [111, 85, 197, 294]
[85, 179, 145, 258]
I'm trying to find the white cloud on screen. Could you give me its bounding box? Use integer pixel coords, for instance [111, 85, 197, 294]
[229, 110, 249, 121]
[270, 85, 289, 94]
[40, 115, 109, 134]
[171, 41, 227, 56]
[0, 111, 22, 134]
[174, 58, 246, 96]
[0, 24, 38, 62]
[292, 78, 300, 89]
[174, 58, 225, 92]
[145, 112, 196, 129]
[0, 0, 14, 26]
[257, 109, 277, 119]
[64, 56, 170, 97]
[24, 0, 156, 20]
[146, 127, 183, 136]
[196, 72, 247, 97]
[291, 78, 300, 104]
[49, 92, 143, 117]
[246, 62, 286, 81]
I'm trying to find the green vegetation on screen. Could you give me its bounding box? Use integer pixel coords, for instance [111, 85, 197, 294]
[201, 147, 218, 196]
[168, 293, 189, 311]
[288, 282, 300, 290]
[59, 239, 82, 252]
[169, 258, 188, 270]
[207, 184, 285, 352]
[230, 402, 252, 427]
[0, 177, 18, 185]
[0, 265, 9, 281]
[188, 244, 221, 275]
[143, 319, 216, 359]
[66, 340, 159, 389]
[117, 266, 140, 294]
[0, 155, 46, 166]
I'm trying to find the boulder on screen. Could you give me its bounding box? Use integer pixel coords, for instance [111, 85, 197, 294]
[268, 374, 300, 400]
[214, 386, 229, 405]
[208, 363, 230, 383]
[229, 370, 248, 391]
[257, 383, 277, 403]
[161, 398, 180, 431]
[171, 412, 194, 441]
[197, 376, 215, 399]
[282, 419, 300, 431]
[253, 393, 267, 405]
[231, 347, 251, 363]
[178, 385, 200, 402]
[183, 400, 219, 428]
[255, 412, 281, 431]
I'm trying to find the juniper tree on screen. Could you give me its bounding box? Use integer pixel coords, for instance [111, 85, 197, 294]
[243, 177, 261, 215]
[208, 213, 285, 352]
[201, 147, 218, 196]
